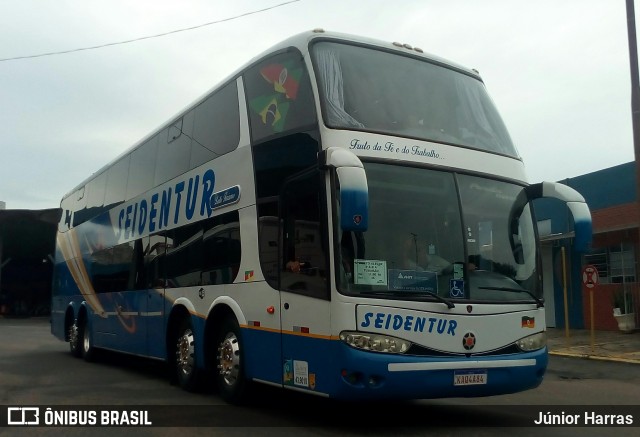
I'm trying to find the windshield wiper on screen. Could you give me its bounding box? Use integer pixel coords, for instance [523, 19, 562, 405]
[361, 290, 455, 309]
[478, 286, 544, 308]
[422, 290, 455, 309]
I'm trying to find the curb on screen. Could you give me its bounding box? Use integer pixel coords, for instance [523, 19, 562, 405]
[549, 350, 640, 365]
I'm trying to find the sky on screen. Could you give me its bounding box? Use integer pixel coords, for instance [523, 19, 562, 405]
[1, 0, 637, 210]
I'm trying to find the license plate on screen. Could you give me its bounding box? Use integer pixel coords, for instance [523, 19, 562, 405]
[454, 370, 487, 386]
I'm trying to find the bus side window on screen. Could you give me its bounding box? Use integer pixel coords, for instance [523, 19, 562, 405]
[142, 234, 167, 289]
[243, 49, 316, 143]
[192, 81, 241, 160]
[89, 241, 135, 293]
[201, 211, 241, 285]
[165, 222, 204, 288]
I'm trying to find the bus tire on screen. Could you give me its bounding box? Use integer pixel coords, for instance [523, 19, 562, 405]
[215, 317, 247, 404]
[81, 317, 95, 362]
[68, 319, 82, 358]
[175, 318, 201, 391]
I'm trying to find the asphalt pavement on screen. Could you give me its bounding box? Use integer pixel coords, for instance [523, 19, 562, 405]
[547, 327, 640, 364]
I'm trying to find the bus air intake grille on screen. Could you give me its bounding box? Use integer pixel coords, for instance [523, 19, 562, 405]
[406, 343, 521, 357]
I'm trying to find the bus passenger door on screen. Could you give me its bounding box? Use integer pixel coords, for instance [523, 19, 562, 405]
[280, 170, 332, 393]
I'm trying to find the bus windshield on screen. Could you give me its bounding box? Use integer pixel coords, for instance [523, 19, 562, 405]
[337, 163, 540, 303]
[312, 41, 518, 158]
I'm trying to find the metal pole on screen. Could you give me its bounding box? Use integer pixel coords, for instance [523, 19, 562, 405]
[628, 0, 640, 160]
[590, 288, 595, 352]
[621, 242, 628, 313]
[562, 246, 570, 345]
[0, 205, 3, 310]
[627, 0, 640, 329]
[0, 234, 3, 313]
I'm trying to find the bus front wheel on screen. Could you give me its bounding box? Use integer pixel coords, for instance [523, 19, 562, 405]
[215, 317, 247, 404]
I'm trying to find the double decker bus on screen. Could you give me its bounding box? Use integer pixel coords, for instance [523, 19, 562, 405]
[51, 29, 592, 402]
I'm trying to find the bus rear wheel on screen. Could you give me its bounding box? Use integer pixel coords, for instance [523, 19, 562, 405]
[68, 320, 82, 358]
[215, 318, 247, 404]
[81, 318, 95, 362]
[175, 319, 201, 391]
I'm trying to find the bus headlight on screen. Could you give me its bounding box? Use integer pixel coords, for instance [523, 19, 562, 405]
[516, 332, 547, 351]
[340, 331, 411, 354]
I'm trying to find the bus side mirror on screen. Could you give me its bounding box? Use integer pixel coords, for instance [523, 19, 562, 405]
[319, 148, 369, 232]
[510, 181, 592, 253]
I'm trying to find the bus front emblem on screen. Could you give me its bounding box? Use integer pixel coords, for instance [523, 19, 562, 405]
[462, 332, 476, 350]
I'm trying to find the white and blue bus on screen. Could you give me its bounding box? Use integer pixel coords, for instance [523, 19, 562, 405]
[51, 29, 592, 403]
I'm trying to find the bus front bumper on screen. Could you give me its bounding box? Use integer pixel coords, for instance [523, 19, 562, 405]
[330, 344, 548, 400]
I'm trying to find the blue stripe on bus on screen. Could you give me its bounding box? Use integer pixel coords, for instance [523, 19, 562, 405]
[241, 327, 547, 399]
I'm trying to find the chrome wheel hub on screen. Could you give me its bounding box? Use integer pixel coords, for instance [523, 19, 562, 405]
[69, 323, 79, 349]
[217, 332, 240, 386]
[176, 329, 195, 377]
[83, 326, 91, 353]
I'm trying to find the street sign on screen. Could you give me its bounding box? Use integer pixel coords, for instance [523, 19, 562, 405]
[582, 265, 599, 289]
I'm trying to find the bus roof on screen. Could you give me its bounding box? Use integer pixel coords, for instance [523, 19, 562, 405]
[61, 29, 481, 203]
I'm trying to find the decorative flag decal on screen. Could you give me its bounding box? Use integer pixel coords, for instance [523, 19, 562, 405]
[245, 270, 254, 281]
[259, 97, 281, 126]
[521, 316, 535, 328]
[249, 95, 290, 132]
[249, 61, 301, 133]
[260, 63, 301, 100]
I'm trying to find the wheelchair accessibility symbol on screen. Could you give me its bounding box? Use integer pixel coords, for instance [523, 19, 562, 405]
[449, 279, 464, 298]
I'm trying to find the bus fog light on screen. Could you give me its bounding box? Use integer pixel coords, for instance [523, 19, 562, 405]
[340, 331, 411, 354]
[516, 332, 546, 351]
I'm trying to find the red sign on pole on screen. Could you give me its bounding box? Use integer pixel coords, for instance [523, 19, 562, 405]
[582, 265, 599, 289]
